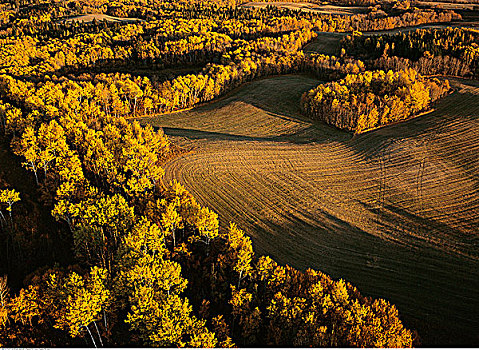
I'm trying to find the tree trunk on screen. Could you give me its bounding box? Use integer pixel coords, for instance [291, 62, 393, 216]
[238, 270, 243, 288]
[0, 210, 6, 225]
[8, 206, 12, 227]
[84, 325, 97, 348]
[94, 321, 104, 347]
[103, 310, 108, 334]
[31, 163, 39, 185]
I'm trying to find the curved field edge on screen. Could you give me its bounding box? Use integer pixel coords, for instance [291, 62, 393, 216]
[141, 74, 479, 345]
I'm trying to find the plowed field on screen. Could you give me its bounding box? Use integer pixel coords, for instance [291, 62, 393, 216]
[142, 75, 479, 345]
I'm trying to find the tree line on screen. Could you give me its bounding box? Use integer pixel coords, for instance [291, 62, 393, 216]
[0, 28, 368, 125]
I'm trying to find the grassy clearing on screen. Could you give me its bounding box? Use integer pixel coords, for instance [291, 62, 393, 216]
[303, 32, 346, 56]
[143, 74, 479, 345]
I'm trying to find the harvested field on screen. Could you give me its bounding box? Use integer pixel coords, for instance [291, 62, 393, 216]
[239, 1, 367, 14]
[142, 75, 479, 345]
[59, 13, 143, 24]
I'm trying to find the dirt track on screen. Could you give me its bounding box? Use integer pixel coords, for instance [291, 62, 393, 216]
[142, 75, 479, 345]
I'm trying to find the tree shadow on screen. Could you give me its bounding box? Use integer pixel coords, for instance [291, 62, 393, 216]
[242, 200, 479, 346]
[0, 139, 74, 289]
[154, 74, 353, 145]
[361, 199, 479, 257]
[162, 123, 346, 145]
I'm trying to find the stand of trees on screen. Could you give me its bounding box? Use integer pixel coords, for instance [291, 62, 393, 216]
[301, 68, 450, 133]
[311, 7, 460, 32]
[342, 28, 479, 77]
[372, 54, 473, 77]
[0, 28, 368, 125]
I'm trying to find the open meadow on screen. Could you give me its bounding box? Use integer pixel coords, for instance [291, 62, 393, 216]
[142, 74, 479, 345]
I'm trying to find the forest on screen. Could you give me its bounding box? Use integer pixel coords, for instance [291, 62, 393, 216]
[0, 0, 477, 347]
[342, 27, 479, 77]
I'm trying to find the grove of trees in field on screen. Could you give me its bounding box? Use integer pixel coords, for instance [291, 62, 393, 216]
[301, 68, 450, 133]
[0, 0, 466, 347]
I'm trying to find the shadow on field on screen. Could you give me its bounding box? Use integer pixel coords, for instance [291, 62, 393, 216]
[363, 199, 479, 256]
[332, 83, 479, 344]
[162, 123, 345, 144]
[348, 87, 479, 194]
[191, 75, 320, 122]
[146, 74, 353, 144]
[249, 204, 479, 346]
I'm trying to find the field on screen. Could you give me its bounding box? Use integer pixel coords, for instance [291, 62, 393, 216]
[141, 74, 479, 345]
[416, 0, 478, 10]
[59, 14, 143, 23]
[239, 1, 368, 14]
[303, 32, 346, 56]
